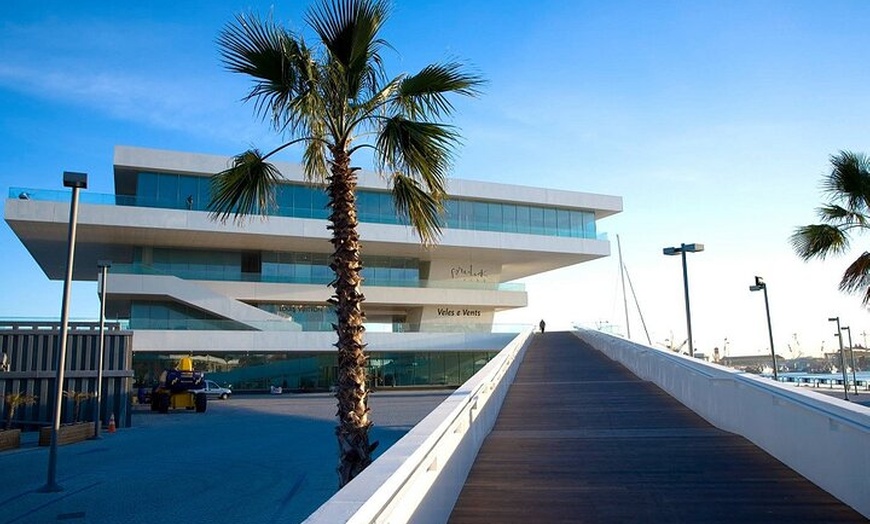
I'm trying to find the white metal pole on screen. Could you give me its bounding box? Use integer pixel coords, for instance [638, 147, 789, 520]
[92, 262, 110, 439]
[44, 172, 87, 492]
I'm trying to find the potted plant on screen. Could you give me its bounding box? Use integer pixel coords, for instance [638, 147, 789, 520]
[38, 390, 95, 446]
[65, 390, 94, 424]
[2, 392, 38, 451]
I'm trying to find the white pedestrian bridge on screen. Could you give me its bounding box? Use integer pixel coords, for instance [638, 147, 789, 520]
[305, 329, 869, 522]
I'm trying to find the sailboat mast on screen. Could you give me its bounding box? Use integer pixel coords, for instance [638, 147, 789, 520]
[617, 235, 631, 339]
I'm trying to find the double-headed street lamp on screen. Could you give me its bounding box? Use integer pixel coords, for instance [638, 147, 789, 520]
[841, 326, 859, 396]
[43, 171, 87, 492]
[749, 276, 777, 381]
[828, 317, 850, 401]
[663, 243, 704, 357]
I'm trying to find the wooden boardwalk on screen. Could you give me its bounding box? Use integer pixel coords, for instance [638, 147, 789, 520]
[449, 332, 866, 523]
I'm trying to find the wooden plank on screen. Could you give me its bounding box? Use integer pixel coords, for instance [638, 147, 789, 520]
[449, 332, 866, 523]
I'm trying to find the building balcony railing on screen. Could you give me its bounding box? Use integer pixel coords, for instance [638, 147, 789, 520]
[110, 263, 526, 292]
[9, 187, 610, 241]
[125, 319, 529, 333]
[0, 318, 530, 334]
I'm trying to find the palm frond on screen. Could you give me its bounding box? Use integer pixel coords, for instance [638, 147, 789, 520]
[790, 224, 849, 260]
[280, 42, 326, 135]
[839, 251, 870, 305]
[823, 150, 870, 213]
[218, 13, 319, 133]
[816, 204, 869, 227]
[306, 0, 389, 98]
[208, 150, 282, 224]
[391, 173, 443, 244]
[393, 62, 484, 118]
[352, 76, 402, 124]
[376, 117, 457, 196]
[302, 139, 330, 183]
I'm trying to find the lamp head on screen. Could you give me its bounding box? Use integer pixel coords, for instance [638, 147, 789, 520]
[63, 171, 88, 189]
[97, 259, 112, 269]
[683, 243, 704, 253]
[663, 246, 679, 256]
[828, 317, 839, 322]
[749, 276, 766, 291]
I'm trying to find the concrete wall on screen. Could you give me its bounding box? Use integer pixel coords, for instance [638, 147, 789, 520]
[577, 329, 870, 519]
[303, 328, 533, 524]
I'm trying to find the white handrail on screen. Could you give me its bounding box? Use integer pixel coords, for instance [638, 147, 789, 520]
[304, 327, 533, 524]
[578, 329, 870, 519]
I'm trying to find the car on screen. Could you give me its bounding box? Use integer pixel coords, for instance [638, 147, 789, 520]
[191, 380, 232, 400]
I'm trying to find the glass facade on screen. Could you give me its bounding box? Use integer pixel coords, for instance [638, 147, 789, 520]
[258, 304, 335, 331]
[129, 301, 251, 330]
[128, 247, 420, 287]
[132, 350, 499, 391]
[9, 164, 600, 335]
[126, 171, 598, 239]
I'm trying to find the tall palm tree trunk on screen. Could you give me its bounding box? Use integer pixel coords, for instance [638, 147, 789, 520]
[327, 147, 374, 486]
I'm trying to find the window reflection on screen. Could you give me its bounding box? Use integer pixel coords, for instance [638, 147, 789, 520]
[132, 350, 499, 391]
[132, 172, 598, 239]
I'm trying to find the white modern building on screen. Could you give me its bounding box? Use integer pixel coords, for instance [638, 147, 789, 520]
[5, 146, 621, 390]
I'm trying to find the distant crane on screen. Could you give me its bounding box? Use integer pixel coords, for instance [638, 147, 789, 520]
[659, 332, 688, 354]
[787, 333, 804, 359]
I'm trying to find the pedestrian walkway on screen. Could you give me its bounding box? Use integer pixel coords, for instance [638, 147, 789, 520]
[449, 332, 866, 523]
[0, 391, 449, 524]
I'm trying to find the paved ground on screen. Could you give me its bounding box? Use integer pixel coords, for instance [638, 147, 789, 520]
[0, 390, 449, 524]
[810, 387, 870, 407]
[449, 332, 867, 523]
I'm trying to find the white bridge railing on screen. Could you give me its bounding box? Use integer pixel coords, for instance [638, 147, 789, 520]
[577, 329, 870, 519]
[304, 328, 534, 524]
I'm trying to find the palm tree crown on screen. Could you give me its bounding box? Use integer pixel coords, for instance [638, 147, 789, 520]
[791, 150, 870, 304]
[209, 0, 483, 486]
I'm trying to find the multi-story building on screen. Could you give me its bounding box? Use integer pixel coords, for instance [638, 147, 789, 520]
[5, 146, 621, 390]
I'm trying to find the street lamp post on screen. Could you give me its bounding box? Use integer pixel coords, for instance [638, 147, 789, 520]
[43, 171, 87, 493]
[663, 243, 704, 357]
[841, 326, 859, 396]
[828, 317, 849, 401]
[92, 260, 111, 439]
[749, 276, 778, 381]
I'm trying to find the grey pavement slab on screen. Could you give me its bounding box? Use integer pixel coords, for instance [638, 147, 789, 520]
[0, 390, 449, 524]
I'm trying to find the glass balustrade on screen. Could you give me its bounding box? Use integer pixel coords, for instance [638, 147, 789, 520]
[10, 177, 603, 240]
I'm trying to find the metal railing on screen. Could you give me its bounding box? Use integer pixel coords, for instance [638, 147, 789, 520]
[9, 186, 609, 242]
[108, 262, 525, 292]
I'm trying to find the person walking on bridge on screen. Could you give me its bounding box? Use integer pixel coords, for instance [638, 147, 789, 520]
[539, 319, 546, 333]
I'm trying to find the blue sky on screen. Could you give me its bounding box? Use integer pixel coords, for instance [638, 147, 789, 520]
[2, 1, 869, 356]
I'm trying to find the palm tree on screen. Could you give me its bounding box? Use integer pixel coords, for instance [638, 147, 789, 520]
[210, 0, 482, 486]
[791, 151, 870, 304]
[4, 392, 38, 430]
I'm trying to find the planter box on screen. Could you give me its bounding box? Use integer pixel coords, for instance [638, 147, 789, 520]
[0, 429, 21, 451]
[38, 423, 94, 446]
